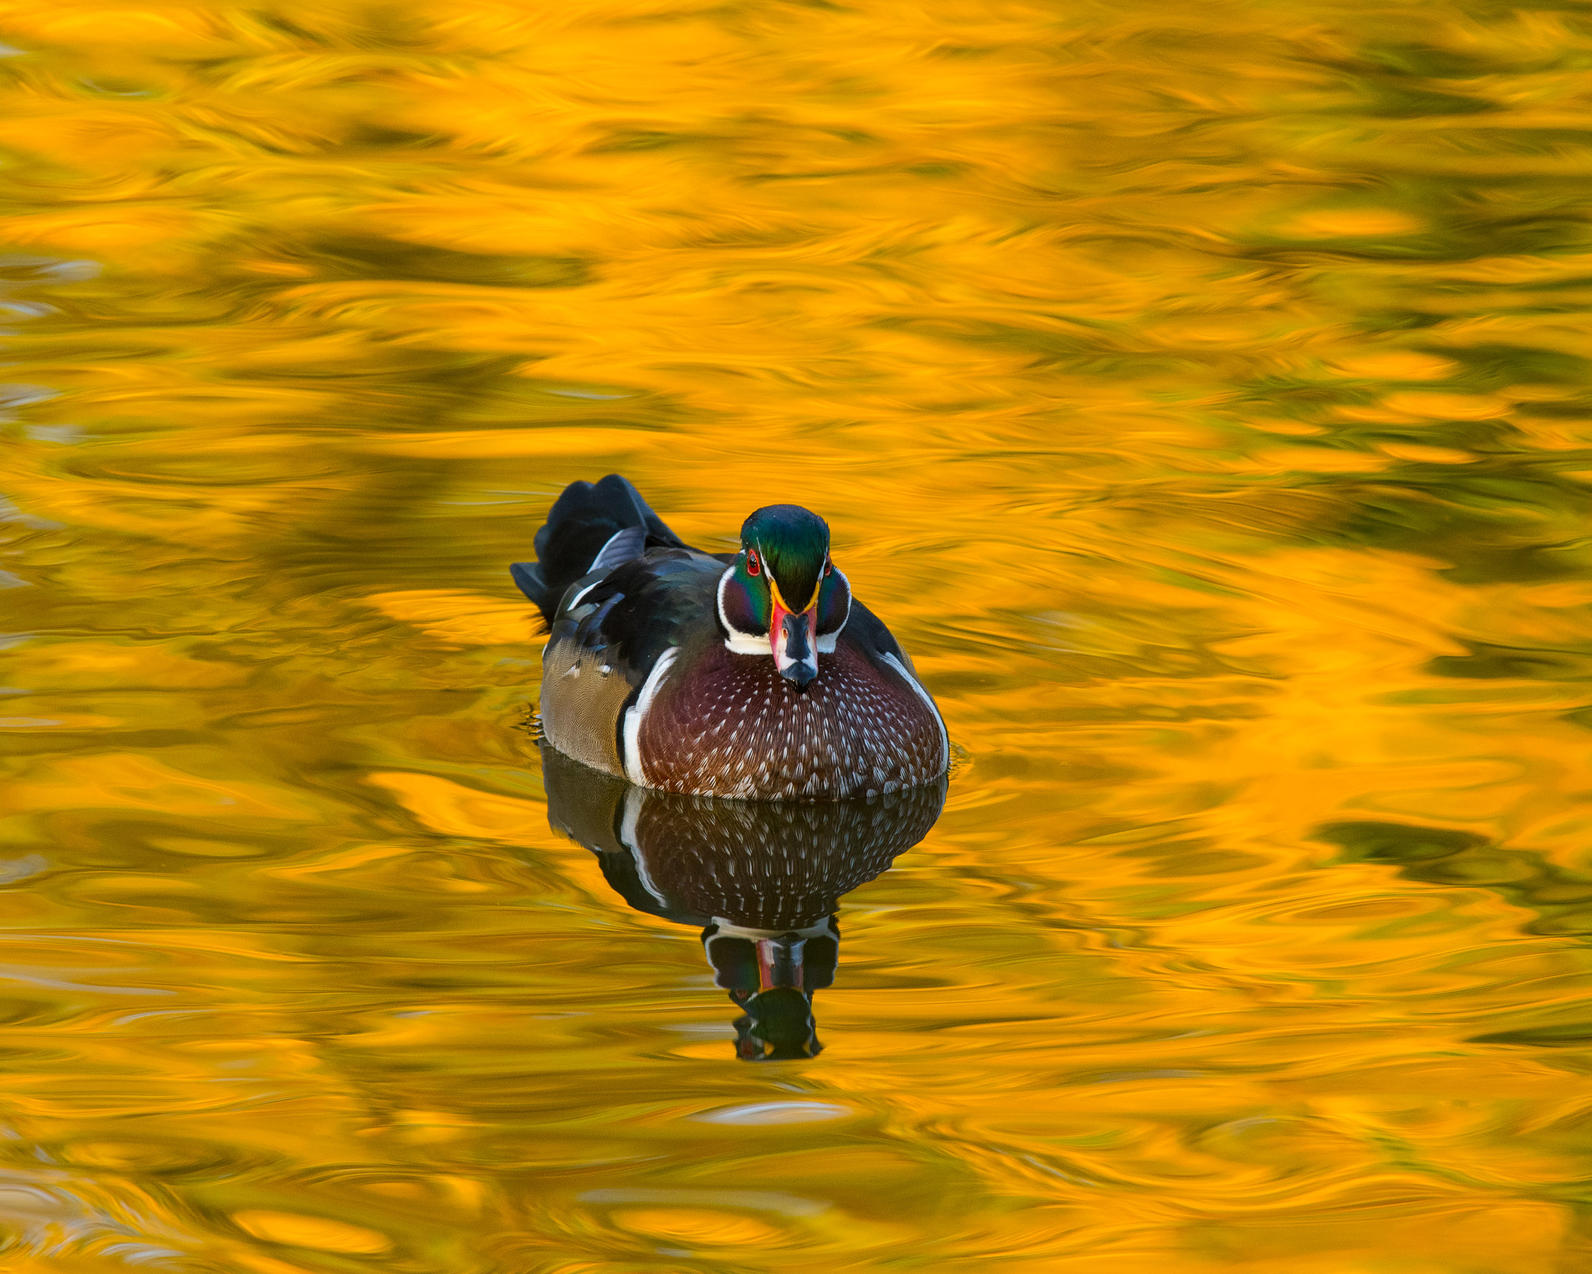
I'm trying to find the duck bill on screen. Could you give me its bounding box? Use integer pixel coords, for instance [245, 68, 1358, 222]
[770, 600, 819, 689]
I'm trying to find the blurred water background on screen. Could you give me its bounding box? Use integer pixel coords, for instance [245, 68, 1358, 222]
[3, 1, 1592, 1270]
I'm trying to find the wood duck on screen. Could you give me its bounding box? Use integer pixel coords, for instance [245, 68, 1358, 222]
[513, 474, 948, 801]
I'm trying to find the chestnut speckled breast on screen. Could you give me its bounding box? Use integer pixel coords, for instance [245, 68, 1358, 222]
[512, 475, 949, 801]
[637, 635, 945, 799]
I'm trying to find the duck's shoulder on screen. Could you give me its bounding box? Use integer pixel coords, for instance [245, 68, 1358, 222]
[547, 545, 728, 686]
[832, 595, 915, 670]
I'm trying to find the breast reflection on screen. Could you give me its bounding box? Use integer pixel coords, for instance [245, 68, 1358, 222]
[541, 746, 946, 1060]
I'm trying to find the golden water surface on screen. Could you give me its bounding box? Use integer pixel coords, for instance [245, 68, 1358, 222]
[4, 1, 1592, 1270]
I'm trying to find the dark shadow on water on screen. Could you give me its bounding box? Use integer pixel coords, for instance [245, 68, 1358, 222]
[541, 745, 946, 1061]
[1314, 819, 1592, 1048]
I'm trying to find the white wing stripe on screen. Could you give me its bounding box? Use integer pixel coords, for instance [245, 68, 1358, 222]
[618, 785, 669, 906]
[879, 651, 949, 773]
[621, 647, 679, 787]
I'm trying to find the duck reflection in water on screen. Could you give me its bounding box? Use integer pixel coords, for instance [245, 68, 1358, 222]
[541, 746, 946, 1060]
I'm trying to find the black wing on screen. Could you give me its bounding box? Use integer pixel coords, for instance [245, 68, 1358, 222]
[546, 547, 724, 687]
[512, 474, 688, 624]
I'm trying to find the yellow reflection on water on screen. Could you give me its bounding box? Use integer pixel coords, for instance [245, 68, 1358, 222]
[3, 0, 1592, 1270]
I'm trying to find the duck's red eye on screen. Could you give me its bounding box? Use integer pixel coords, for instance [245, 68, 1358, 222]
[823, 559, 833, 577]
[746, 550, 761, 576]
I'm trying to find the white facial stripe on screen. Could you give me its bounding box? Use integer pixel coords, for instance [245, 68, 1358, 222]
[621, 646, 679, 787]
[718, 565, 774, 657]
[879, 650, 949, 772]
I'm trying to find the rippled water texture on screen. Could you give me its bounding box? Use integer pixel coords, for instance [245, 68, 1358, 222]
[4, 2, 1592, 1270]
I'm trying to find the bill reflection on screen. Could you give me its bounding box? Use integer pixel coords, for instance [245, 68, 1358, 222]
[541, 746, 946, 1060]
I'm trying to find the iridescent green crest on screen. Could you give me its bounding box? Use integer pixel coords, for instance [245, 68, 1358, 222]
[720, 504, 850, 637]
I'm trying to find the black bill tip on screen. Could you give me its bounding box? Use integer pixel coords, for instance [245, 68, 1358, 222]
[778, 610, 818, 690]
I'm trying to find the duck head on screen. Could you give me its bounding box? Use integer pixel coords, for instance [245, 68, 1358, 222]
[716, 504, 852, 690]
